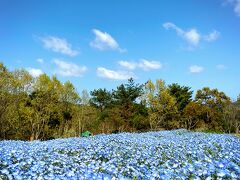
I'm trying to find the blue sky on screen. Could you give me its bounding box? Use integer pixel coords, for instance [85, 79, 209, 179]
[0, 0, 240, 99]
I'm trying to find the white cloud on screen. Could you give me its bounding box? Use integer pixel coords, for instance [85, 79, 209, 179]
[163, 22, 219, 47]
[53, 59, 87, 77]
[118, 61, 137, 70]
[90, 29, 126, 52]
[189, 65, 204, 73]
[204, 30, 220, 42]
[184, 29, 200, 46]
[163, 22, 200, 46]
[97, 67, 135, 80]
[138, 59, 162, 71]
[118, 59, 162, 71]
[216, 64, 227, 70]
[36, 58, 44, 64]
[224, 0, 240, 16]
[28, 68, 44, 78]
[40, 36, 79, 56]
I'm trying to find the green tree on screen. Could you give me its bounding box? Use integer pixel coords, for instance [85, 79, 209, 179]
[195, 87, 231, 131]
[28, 74, 76, 140]
[0, 65, 33, 139]
[145, 79, 179, 130]
[29, 74, 55, 140]
[59, 80, 81, 137]
[112, 78, 144, 130]
[183, 102, 208, 130]
[0, 63, 13, 139]
[90, 88, 112, 112]
[168, 83, 193, 112]
[10, 69, 33, 139]
[74, 89, 91, 136]
[222, 101, 240, 134]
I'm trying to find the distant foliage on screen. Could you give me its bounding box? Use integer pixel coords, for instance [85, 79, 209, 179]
[0, 62, 239, 140]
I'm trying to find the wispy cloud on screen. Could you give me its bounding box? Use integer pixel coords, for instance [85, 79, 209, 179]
[189, 65, 204, 73]
[224, 0, 240, 16]
[40, 36, 79, 56]
[204, 30, 221, 42]
[97, 67, 135, 80]
[118, 59, 162, 71]
[36, 58, 44, 64]
[163, 22, 220, 48]
[90, 29, 126, 52]
[163, 22, 184, 35]
[28, 68, 44, 77]
[53, 59, 87, 77]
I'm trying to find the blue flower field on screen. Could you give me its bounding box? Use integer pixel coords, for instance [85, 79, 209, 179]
[0, 129, 240, 179]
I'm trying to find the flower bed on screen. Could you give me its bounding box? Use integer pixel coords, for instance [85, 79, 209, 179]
[0, 129, 240, 179]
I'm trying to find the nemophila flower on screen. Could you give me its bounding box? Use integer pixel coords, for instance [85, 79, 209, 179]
[0, 129, 240, 179]
[217, 169, 229, 177]
[1, 169, 9, 175]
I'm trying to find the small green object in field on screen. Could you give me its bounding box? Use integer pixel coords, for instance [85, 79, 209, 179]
[81, 131, 92, 137]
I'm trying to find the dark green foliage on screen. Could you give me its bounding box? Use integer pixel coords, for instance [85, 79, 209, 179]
[113, 78, 143, 105]
[168, 83, 193, 112]
[112, 78, 144, 123]
[89, 78, 146, 132]
[90, 88, 112, 112]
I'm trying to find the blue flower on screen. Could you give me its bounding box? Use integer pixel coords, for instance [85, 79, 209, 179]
[0, 129, 239, 179]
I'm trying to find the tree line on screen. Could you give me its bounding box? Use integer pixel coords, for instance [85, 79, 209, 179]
[0, 62, 239, 140]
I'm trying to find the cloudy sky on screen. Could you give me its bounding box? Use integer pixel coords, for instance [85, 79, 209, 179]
[0, 0, 240, 98]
